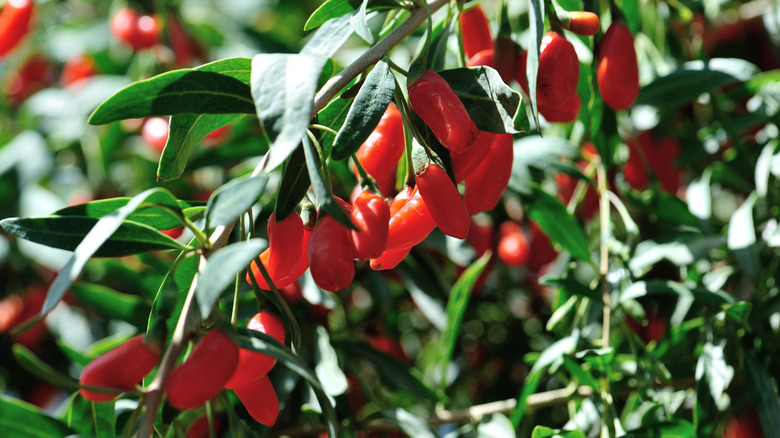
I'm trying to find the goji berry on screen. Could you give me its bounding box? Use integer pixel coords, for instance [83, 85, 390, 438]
[225, 312, 285, 389]
[233, 375, 279, 426]
[248, 229, 312, 290]
[370, 245, 412, 271]
[385, 186, 436, 250]
[351, 190, 390, 260]
[60, 54, 98, 87]
[451, 131, 496, 183]
[167, 12, 203, 68]
[165, 329, 238, 410]
[624, 131, 682, 193]
[493, 34, 517, 84]
[354, 103, 405, 191]
[497, 221, 529, 268]
[539, 92, 582, 123]
[408, 70, 479, 153]
[460, 4, 492, 59]
[466, 49, 495, 68]
[267, 212, 304, 281]
[528, 221, 557, 272]
[111, 7, 161, 51]
[0, 0, 34, 59]
[308, 197, 355, 292]
[463, 133, 514, 214]
[566, 11, 600, 36]
[597, 22, 639, 110]
[416, 163, 470, 239]
[536, 32, 579, 108]
[141, 117, 169, 153]
[80, 334, 160, 402]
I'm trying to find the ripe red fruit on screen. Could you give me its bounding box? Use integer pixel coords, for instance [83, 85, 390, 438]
[556, 144, 599, 220]
[141, 117, 169, 153]
[536, 32, 580, 108]
[185, 414, 223, 438]
[385, 187, 436, 250]
[355, 103, 405, 192]
[451, 131, 496, 183]
[528, 221, 557, 271]
[466, 49, 495, 68]
[464, 133, 514, 214]
[597, 22, 639, 110]
[308, 198, 355, 292]
[460, 4, 492, 59]
[723, 406, 765, 438]
[567, 11, 600, 36]
[165, 329, 239, 410]
[225, 312, 285, 389]
[0, 0, 35, 59]
[248, 229, 312, 290]
[60, 54, 98, 87]
[539, 92, 582, 123]
[1, 286, 49, 349]
[624, 131, 683, 193]
[167, 12, 203, 68]
[203, 125, 232, 148]
[416, 163, 470, 239]
[79, 334, 160, 402]
[111, 7, 161, 51]
[233, 375, 279, 426]
[497, 222, 529, 267]
[267, 212, 304, 281]
[408, 70, 480, 153]
[626, 307, 667, 344]
[370, 245, 412, 271]
[3, 54, 54, 104]
[351, 190, 390, 260]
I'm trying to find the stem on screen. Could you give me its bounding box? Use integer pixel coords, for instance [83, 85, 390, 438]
[311, 0, 452, 116]
[596, 157, 613, 438]
[352, 154, 381, 193]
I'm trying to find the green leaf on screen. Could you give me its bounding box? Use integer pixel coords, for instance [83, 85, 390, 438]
[439, 66, 525, 134]
[63, 394, 116, 438]
[654, 192, 699, 228]
[12, 344, 82, 391]
[628, 234, 724, 277]
[88, 70, 254, 125]
[204, 174, 268, 229]
[621, 419, 696, 438]
[316, 92, 353, 158]
[0, 395, 74, 437]
[477, 413, 516, 438]
[158, 114, 245, 182]
[745, 352, 780, 438]
[238, 330, 339, 438]
[195, 57, 253, 84]
[0, 217, 185, 257]
[727, 192, 759, 280]
[335, 340, 440, 402]
[439, 252, 491, 389]
[532, 426, 586, 438]
[636, 58, 759, 110]
[196, 239, 266, 319]
[427, 14, 453, 73]
[304, 0, 355, 31]
[540, 276, 601, 302]
[524, 186, 592, 263]
[314, 326, 348, 397]
[54, 194, 193, 230]
[69, 283, 150, 327]
[302, 13, 355, 58]
[695, 340, 734, 419]
[620, 280, 736, 306]
[251, 54, 327, 171]
[350, 0, 374, 43]
[526, 0, 545, 124]
[331, 59, 395, 160]
[274, 145, 310, 220]
[302, 136, 356, 229]
[382, 409, 437, 438]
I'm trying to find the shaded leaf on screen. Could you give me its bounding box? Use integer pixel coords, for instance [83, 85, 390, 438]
[620, 280, 735, 306]
[196, 239, 266, 319]
[302, 136, 356, 229]
[727, 192, 759, 280]
[63, 394, 116, 438]
[275, 145, 310, 220]
[302, 13, 355, 58]
[0, 395, 73, 437]
[204, 175, 268, 229]
[620, 420, 696, 438]
[350, 0, 373, 44]
[69, 283, 150, 327]
[524, 186, 592, 263]
[383, 409, 436, 438]
[746, 352, 780, 438]
[54, 195, 195, 231]
[12, 345, 81, 391]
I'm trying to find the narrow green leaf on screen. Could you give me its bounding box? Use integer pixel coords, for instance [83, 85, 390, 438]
[439, 67, 525, 134]
[204, 175, 268, 229]
[727, 192, 759, 280]
[63, 394, 116, 438]
[427, 14, 453, 72]
[335, 340, 440, 402]
[302, 13, 355, 58]
[69, 283, 150, 327]
[317, 93, 352, 157]
[331, 59, 395, 160]
[304, 0, 355, 31]
[0, 217, 185, 257]
[196, 239, 266, 319]
[527, 0, 544, 125]
[540, 276, 601, 302]
[314, 326, 348, 397]
[12, 344, 81, 391]
[88, 70, 254, 125]
[54, 194, 193, 230]
[274, 145, 310, 220]
[0, 395, 73, 437]
[524, 186, 592, 263]
[439, 252, 491, 389]
[621, 420, 696, 438]
[532, 426, 587, 438]
[195, 57, 253, 84]
[238, 330, 339, 438]
[350, 0, 374, 44]
[302, 136, 356, 229]
[636, 58, 759, 110]
[251, 54, 327, 171]
[746, 352, 780, 438]
[158, 113, 245, 182]
[620, 280, 735, 306]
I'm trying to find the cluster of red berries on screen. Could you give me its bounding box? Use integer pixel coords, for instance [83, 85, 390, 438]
[79, 311, 285, 427]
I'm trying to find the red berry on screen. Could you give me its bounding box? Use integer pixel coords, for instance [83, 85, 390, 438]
[165, 329, 239, 410]
[308, 198, 355, 292]
[354, 103, 405, 191]
[416, 163, 470, 239]
[463, 133, 514, 214]
[267, 212, 304, 281]
[466, 49, 495, 68]
[141, 117, 169, 153]
[370, 245, 412, 271]
[385, 187, 436, 250]
[460, 5, 492, 59]
[497, 222, 529, 267]
[233, 375, 279, 426]
[111, 7, 161, 51]
[493, 34, 517, 84]
[539, 92, 582, 123]
[451, 131, 496, 183]
[0, 0, 35, 59]
[225, 312, 286, 389]
[537, 32, 580, 108]
[60, 54, 98, 87]
[597, 22, 639, 110]
[247, 229, 312, 290]
[351, 190, 390, 260]
[567, 11, 600, 36]
[79, 335, 160, 402]
[624, 131, 682, 194]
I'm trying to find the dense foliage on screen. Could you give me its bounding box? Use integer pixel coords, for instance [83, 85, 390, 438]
[1, 0, 780, 437]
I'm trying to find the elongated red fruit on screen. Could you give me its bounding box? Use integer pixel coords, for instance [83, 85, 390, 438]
[452, 131, 496, 183]
[370, 245, 413, 271]
[165, 329, 239, 410]
[466, 49, 495, 68]
[537, 32, 579, 108]
[80, 334, 160, 402]
[624, 131, 682, 193]
[247, 229, 311, 290]
[464, 133, 514, 214]
[460, 4, 492, 59]
[351, 190, 390, 260]
[408, 70, 479, 153]
[225, 312, 286, 389]
[233, 375, 279, 426]
[267, 212, 304, 280]
[497, 221, 529, 267]
[355, 103, 405, 188]
[567, 11, 600, 36]
[308, 198, 355, 292]
[416, 164, 470, 239]
[0, 0, 34, 58]
[389, 186, 413, 216]
[539, 92, 582, 123]
[385, 187, 436, 250]
[597, 22, 639, 110]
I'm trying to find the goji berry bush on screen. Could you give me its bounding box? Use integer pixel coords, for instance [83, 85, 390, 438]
[1, 0, 779, 437]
